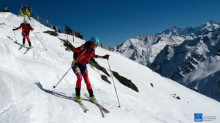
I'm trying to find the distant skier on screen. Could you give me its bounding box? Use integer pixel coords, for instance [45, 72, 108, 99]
[74, 32, 83, 39]
[72, 36, 109, 102]
[13, 18, 34, 49]
[3, 4, 9, 12]
[20, 3, 31, 20]
[53, 25, 58, 33]
[65, 25, 72, 35]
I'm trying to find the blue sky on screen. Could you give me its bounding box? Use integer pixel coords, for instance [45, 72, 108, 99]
[2, 0, 220, 46]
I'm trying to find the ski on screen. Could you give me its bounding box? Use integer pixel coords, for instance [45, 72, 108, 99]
[9, 37, 31, 52]
[14, 41, 25, 50]
[23, 46, 33, 54]
[93, 102, 109, 113]
[19, 45, 24, 50]
[19, 45, 28, 50]
[7, 36, 17, 42]
[24, 47, 32, 54]
[78, 101, 89, 113]
[84, 93, 109, 113]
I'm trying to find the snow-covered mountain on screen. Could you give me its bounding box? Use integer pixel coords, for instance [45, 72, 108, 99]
[1, 13, 220, 123]
[113, 21, 220, 102]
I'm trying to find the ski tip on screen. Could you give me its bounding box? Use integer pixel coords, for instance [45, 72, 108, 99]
[103, 109, 110, 113]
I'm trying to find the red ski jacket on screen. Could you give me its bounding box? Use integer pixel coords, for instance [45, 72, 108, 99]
[73, 44, 97, 65]
[15, 23, 33, 33]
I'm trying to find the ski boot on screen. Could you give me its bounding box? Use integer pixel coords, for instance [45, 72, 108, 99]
[28, 46, 33, 49]
[90, 96, 98, 103]
[75, 96, 82, 102]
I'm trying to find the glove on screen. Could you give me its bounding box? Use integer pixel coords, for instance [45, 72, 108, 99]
[13, 29, 16, 31]
[103, 54, 109, 60]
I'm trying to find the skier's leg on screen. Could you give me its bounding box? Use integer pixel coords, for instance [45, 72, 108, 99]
[26, 34, 32, 47]
[83, 71, 92, 90]
[83, 71, 94, 97]
[75, 72, 82, 90]
[22, 32, 26, 45]
[73, 66, 82, 97]
[73, 66, 83, 102]
[84, 71, 97, 102]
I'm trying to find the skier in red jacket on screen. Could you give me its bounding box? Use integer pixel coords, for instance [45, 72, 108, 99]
[72, 36, 109, 102]
[13, 19, 34, 48]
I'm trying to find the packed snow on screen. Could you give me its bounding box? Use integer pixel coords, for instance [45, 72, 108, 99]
[0, 12, 220, 123]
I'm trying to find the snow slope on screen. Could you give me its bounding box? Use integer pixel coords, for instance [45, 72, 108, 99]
[0, 13, 220, 123]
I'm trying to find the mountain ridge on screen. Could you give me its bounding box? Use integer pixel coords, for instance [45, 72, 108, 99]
[114, 21, 220, 101]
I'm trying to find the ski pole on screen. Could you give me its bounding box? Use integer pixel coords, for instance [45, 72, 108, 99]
[32, 32, 48, 51]
[13, 31, 17, 42]
[66, 34, 68, 41]
[53, 49, 87, 88]
[107, 59, 121, 107]
[53, 66, 72, 88]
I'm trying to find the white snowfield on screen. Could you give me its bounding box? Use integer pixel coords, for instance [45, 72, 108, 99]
[0, 13, 219, 123]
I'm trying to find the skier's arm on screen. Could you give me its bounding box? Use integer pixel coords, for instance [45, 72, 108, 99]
[29, 25, 34, 31]
[13, 25, 22, 31]
[95, 54, 109, 59]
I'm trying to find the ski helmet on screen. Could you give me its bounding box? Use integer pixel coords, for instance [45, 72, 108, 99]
[90, 36, 100, 45]
[23, 16, 28, 23]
